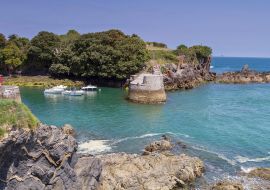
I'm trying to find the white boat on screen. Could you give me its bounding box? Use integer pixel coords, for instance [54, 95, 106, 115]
[81, 85, 97, 91]
[44, 85, 67, 94]
[62, 90, 84, 96]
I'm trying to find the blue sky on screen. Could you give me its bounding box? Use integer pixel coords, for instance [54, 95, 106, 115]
[1, 0, 270, 57]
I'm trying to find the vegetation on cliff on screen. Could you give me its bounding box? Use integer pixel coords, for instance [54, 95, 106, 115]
[147, 42, 212, 65]
[0, 99, 39, 137]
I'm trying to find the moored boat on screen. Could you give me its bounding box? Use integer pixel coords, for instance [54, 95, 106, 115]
[81, 85, 97, 91]
[62, 90, 84, 96]
[44, 85, 67, 94]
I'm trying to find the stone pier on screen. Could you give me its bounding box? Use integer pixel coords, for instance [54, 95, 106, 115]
[128, 73, 166, 104]
[0, 85, 21, 102]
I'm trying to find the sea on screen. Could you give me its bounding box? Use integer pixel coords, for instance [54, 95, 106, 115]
[20, 57, 270, 187]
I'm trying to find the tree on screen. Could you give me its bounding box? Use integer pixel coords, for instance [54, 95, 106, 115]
[59, 29, 80, 46]
[58, 29, 149, 80]
[49, 63, 70, 77]
[174, 44, 212, 64]
[0, 33, 6, 48]
[190, 45, 212, 64]
[1, 43, 24, 74]
[26, 31, 60, 73]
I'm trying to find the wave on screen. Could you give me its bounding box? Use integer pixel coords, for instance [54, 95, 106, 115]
[210, 66, 214, 69]
[235, 155, 270, 163]
[78, 140, 112, 154]
[190, 145, 237, 166]
[240, 166, 257, 173]
[112, 132, 190, 145]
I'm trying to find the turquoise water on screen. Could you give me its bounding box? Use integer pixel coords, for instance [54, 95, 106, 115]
[20, 57, 270, 181]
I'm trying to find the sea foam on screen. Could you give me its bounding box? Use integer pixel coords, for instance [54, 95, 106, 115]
[78, 140, 112, 154]
[235, 155, 270, 163]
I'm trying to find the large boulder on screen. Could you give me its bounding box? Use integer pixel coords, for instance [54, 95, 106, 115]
[143, 136, 173, 155]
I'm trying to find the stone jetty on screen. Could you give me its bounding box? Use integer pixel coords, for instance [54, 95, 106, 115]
[0, 85, 21, 102]
[128, 65, 166, 104]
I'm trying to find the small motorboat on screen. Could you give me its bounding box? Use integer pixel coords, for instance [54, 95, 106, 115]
[62, 90, 84, 96]
[81, 85, 97, 91]
[44, 85, 67, 94]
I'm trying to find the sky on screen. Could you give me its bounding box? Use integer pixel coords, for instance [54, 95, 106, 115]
[1, 0, 270, 57]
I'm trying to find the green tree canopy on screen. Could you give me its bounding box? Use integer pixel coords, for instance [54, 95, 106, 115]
[174, 44, 212, 64]
[51, 29, 149, 80]
[0, 43, 25, 74]
[26, 31, 61, 73]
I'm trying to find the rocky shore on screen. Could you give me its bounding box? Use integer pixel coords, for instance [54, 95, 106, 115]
[216, 65, 270, 84]
[1, 124, 270, 189]
[0, 124, 204, 190]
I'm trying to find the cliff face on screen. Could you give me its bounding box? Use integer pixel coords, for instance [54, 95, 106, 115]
[0, 125, 204, 190]
[163, 60, 216, 90]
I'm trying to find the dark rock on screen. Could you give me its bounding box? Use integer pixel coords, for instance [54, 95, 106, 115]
[0, 125, 101, 190]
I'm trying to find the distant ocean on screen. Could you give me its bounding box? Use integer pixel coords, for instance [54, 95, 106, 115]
[212, 57, 270, 73]
[21, 57, 270, 186]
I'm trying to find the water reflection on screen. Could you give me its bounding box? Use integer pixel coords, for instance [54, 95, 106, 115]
[44, 91, 97, 102]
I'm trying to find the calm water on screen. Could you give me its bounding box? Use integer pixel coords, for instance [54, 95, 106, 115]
[20, 57, 270, 182]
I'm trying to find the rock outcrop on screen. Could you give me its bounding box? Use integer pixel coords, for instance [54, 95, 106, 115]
[216, 65, 270, 84]
[211, 181, 243, 190]
[97, 153, 204, 190]
[163, 60, 215, 90]
[143, 136, 173, 155]
[247, 168, 270, 181]
[0, 125, 101, 190]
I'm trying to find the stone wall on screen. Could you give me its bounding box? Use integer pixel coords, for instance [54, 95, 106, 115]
[0, 86, 21, 102]
[128, 74, 166, 104]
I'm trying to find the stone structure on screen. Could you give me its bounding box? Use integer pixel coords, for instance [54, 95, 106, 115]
[0, 85, 21, 102]
[128, 65, 166, 104]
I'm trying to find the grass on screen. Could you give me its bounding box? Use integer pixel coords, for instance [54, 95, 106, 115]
[3, 76, 84, 88]
[148, 49, 178, 65]
[0, 99, 39, 138]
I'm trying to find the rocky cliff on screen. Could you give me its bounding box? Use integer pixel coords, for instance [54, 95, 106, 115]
[163, 59, 216, 90]
[0, 125, 101, 190]
[0, 125, 204, 190]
